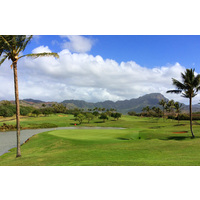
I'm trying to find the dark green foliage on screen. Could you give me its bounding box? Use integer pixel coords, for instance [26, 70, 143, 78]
[141, 106, 162, 117]
[84, 112, 94, 123]
[0, 123, 22, 131]
[52, 103, 67, 113]
[40, 107, 54, 116]
[92, 111, 99, 117]
[176, 114, 200, 121]
[28, 123, 58, 129]
[128, 111, 137, 116]
[0, 103, 16, 117]
[20, 106, 34, 116]
[32, 109, 41, 117]
[0, 106, 14, 117]
[99, 113, 109, 122]
[75, 113, 85, 124]
[111, 112, 122, 120]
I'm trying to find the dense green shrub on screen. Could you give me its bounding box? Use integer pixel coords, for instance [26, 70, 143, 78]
[128, 111, 137, 116]
[176, 114, 200, 120]
[32, 109, 41, 117]
[84, 112, 94, 123]
[75, 113, 85, 124]
[0, 106, 14, 117]
[40, 107, 54, 116]
[0, 123, 22, 130]
[111, 112, 122, 120]
[20, 106, 34, 116]
[99, 113, 108, 122]
[28, 123, 58, 129]
[92, 111, 99, 117]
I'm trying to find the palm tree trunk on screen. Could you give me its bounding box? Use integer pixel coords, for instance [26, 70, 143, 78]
[13, 61, 21, 157]
[189, 96, 195, 138]
[162, 106, 164, 121]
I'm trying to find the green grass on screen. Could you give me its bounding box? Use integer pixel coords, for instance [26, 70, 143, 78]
[1, 114, 200, 166]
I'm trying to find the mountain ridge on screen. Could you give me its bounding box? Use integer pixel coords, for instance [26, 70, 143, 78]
[2, 93, 200, 114]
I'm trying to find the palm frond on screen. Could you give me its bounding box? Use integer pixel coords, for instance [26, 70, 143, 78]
[172, 78, 186, 90]
[19, 52, 59, 59]
[0, 54, 9, 66]
[0, 35, 13, 53]
[17, 36, 33, 53]
[166, 89, 182, 94]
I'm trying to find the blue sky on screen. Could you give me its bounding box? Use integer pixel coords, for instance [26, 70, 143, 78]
[24, 35, 200, 70]
[1, 35, 200, 104]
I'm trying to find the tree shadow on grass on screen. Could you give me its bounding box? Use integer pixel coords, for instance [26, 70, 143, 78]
[173, 124, 186, 127]
[94, 121, 105, 123]
[163, 136, 188, 140]
[161, 135, 200, 141]
[117, 137, 131, 140]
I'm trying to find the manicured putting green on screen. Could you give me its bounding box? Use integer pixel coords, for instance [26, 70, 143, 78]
[48, 129, 139, 142]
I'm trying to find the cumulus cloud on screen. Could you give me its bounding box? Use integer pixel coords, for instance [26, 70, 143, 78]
[1, 46, 198, 105]
[32, 45, 52, 53]
[60, 35, 94, 53]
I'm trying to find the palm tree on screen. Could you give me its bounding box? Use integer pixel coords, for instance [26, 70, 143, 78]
[142, 106, 150, 116]
[159, 99, 167, 120]
[167, 68, 200, 138]
[0, 35, 59, 157]
[174, 102, 183, 124]
[166, 100, 175, 115]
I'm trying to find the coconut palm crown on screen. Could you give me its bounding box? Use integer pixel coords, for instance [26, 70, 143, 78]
[0, 35, 59, 157]
[167, 68, 200, 138]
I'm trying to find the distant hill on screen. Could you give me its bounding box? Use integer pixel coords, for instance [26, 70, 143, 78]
[2, 93, 200, 114]
[23, 99, 45, 103]
[62, 93, 169, 113]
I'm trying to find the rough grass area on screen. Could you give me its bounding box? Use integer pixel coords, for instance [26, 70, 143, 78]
[1, 114, 200, 166]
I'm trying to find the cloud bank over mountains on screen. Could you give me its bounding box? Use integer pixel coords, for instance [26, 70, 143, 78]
[1, 39, 198, 104]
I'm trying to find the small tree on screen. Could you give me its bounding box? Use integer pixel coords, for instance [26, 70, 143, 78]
[99, 113, 108, 122]
[111, 112, 122, 120]
[93, 111, 99, 117]
[75, 113, 85, 124]
[85, 112, 94, 123]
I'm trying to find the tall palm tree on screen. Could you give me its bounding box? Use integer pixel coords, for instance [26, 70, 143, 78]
[167, 68, 200, 138]
[0, 35, 59, 157]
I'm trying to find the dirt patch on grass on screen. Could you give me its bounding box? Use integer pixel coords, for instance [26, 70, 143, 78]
[58, 115, 68, 117]
[173, 131, 188, 134]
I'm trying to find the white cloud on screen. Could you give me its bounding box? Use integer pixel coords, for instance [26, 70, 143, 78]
[1, 46, 197, 105]
[60, 35, 94, 53]
[32, 45, 52, 54]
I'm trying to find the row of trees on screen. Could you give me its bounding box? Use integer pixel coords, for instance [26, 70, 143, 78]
[158, 99, 183, 121]
[142, 100, 183, 123]
[74, 111, 122, 124]
[0, 101, 34, 117]
[0, 99, 120, 118]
